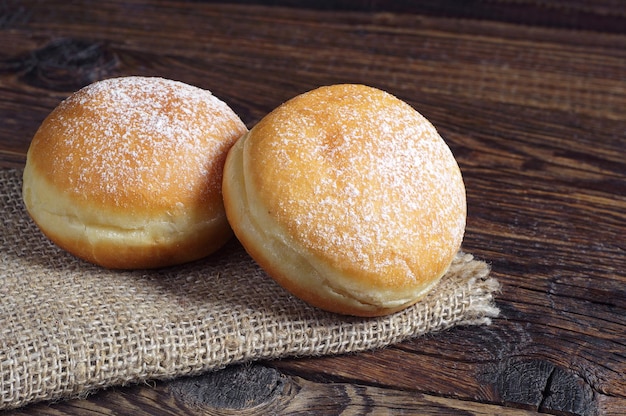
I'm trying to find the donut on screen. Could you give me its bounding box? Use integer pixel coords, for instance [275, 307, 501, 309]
[222, 84, 466, 316]
[22, 76, 248, 269]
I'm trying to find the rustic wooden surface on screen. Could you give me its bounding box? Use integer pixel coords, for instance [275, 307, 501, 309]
[1, 1, 625, 415]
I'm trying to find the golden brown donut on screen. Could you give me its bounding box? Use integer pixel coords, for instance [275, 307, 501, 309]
[23, 76, 247, 269]
[223, 84, 466, 316]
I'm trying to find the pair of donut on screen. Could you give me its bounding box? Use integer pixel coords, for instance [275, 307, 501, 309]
[23, 77, 466, 316]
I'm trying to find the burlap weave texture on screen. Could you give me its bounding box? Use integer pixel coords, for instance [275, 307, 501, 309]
[0, 168, 499, 410]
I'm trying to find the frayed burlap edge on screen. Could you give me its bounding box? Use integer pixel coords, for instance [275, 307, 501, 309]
[0, 168, 499, 410]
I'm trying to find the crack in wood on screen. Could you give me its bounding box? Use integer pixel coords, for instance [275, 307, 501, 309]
[538, 365, 557, 412]
[484, 358, 597, 415]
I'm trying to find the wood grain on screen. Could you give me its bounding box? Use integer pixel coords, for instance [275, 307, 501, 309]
[1, 1, 625, 414]
[229, 0, 626, 34]
[10, 363, 544, 415]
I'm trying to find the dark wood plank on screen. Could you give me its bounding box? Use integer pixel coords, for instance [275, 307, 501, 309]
[1, 1, 625, 414]
[217, 0, 626, 33]
[10, 364, 544, 415]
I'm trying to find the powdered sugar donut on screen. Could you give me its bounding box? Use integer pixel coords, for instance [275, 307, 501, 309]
[223, 84, 466, 316]
[23, 76, 247, 269]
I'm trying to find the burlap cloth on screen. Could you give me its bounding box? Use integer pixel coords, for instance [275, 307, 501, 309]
[0, 168, 499, 410]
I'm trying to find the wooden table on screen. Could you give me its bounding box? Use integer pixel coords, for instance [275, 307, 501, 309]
[1, 1, 624, 414]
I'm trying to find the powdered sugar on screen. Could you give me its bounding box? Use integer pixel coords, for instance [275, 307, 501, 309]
[43, 77, 245, 209]
[256, 85, 466, 281]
